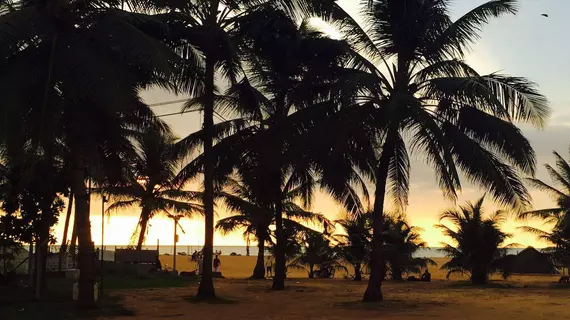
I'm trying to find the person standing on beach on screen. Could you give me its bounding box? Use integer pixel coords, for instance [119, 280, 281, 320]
[198, 253, 203, 275]
[265, 257, 273, 278]
[213, 255, 221, 273]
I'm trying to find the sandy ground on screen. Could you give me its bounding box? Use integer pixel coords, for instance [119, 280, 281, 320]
[159, 255, 562, 282]
[102, 256, 570, 320]
[106, 279, 570, 320]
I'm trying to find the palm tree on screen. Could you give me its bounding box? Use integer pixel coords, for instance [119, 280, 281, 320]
[215, 173, 332, 279]
[289, 229, 344, 279]
[383, 215, 435, 280]
[335, 213, 372, 281]
[103, 127, 203, 250]
[519, 149, 570, 270]
[0, 0, 177, 307]
[326, 0, 550, 302]
[437, 196, 511, 284]
[175, 6, 372, 292]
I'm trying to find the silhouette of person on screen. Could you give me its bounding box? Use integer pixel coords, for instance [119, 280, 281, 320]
[421, 269, 431, 282]
[213, 255, 221, 272]
[155, 256, 162, 271]
[265, 257, 273, 278]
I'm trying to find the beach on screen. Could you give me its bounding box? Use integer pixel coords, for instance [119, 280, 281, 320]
[108, 268, 568, 320]
[159, 255, 561, 282]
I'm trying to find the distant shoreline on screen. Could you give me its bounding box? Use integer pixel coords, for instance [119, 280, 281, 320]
[48, 245, 537, 258]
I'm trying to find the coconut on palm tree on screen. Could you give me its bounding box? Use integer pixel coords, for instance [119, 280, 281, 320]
[437, 196, 512, 284]
[323, 0, 550, 301]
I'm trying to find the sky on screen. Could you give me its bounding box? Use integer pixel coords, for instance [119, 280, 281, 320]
[52, 0, 570, 249]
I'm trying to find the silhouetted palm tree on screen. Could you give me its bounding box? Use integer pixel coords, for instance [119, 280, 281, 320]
[289, 229, 345, 279]
[437, 196, 511, 284]
[383, 215, 435, 280]
[216, 172, 332, 279]
[103, 127, 203, 250]
[226, 9, 374, 290]
[175, 7, 372, 291]
[0, 0, 176, 306]
[335, 213, 372, 281]
[331, 0, 550, 302]
[519, 149, 570, 269]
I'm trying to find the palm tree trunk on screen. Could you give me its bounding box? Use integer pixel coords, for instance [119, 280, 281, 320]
[70, 213, 78, 261]
[71, 159, 95, 308]
[197, 51, 216, 300]
[136, 208, 151, 251]
[354, 263, 362, 281]
[27, 243, 34, 285]
[252, 233, 266, 279]
[58, 192, 74, 271]
[272, 182, 285, 289]
[37, 194, 56, 300]
[392, 265, 403, 281]
[271, 93, 286, 291]
[471, 265, 487, 284]
[363, 129, 398, 303]
[35, 234, 48, 300]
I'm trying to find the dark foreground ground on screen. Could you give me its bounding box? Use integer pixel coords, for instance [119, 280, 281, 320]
[3, 276, 570, 320]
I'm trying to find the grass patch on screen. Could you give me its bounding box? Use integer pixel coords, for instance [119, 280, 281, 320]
[103, 275, 197, 290]
[45, 274, 197, 293]
[0, 274, 197, 319]
[0, 292, 134, 320]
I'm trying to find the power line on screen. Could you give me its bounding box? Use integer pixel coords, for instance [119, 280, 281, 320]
[156, 109, 198, 118]
[149, 98, 189, 107]
[155, 108, 228, 123]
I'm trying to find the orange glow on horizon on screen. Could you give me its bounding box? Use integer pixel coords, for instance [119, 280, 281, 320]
[52, 187, 555, 248]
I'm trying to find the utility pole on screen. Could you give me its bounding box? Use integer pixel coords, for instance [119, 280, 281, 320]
[100, 195, 107, 297]
[173, 217, 178, 273]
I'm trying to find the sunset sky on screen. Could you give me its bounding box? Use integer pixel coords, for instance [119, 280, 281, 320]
[53, 0, 570, 248]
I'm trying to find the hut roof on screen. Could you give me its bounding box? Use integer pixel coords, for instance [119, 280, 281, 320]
[511, 247, 559, 274]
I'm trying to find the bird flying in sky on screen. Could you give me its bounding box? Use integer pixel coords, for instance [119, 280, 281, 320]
[541, 13, 549, 17]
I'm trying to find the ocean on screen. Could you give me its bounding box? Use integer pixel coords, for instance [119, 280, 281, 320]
[48, 245, 529, 258]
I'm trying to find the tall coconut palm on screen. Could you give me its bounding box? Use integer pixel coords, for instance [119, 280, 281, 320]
[383, 215, 435, 280]
[103, 127, 203, 250]
[519, 149, 570, 269]
[437, 196, 511, 284]
[0, 0, 177, 307]
[328, 0, 550, 301]
[216, 174, 332, 279]
[175, 6, 373, 292]
[217, 9, 374, 290]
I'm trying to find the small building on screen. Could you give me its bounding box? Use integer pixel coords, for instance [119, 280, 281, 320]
[511, 247, 559, 274]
